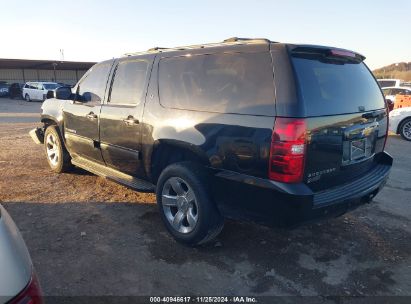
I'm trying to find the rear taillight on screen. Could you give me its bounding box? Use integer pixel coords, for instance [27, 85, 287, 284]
[10, 272, 43, 304]
[269, 118, 307, 183]
[384, 107, 389, 150]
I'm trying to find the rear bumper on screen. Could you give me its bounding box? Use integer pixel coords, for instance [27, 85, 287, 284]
[212, 152, 392, 227]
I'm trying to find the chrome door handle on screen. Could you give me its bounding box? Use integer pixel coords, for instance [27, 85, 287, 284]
[86, 112, 97, 120]
[123, 116, 139, 126]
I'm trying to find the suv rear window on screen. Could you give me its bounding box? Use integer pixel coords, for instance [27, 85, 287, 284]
[291, 52, 385, 116]
[159, 52, 275, 115]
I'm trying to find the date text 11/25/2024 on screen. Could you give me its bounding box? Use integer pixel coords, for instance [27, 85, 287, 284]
[149, 296, 257, 303]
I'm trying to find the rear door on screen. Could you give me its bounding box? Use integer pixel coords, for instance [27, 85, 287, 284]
[63, 61, 114, 163]
[36, 83, 44, 100]
[99, 56, 153, 176]
[29, 83, 37, 99]
[289, 47, 387, 191]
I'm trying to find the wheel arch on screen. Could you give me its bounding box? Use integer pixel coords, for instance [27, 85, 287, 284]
[41, 115, 59, 126]
[397, 116, 411, 134]
[149, 139, 210, 184]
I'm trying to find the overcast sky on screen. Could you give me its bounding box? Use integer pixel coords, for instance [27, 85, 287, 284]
[1, 0, 410, 69]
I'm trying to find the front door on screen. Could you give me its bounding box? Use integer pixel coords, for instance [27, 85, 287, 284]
[99, 56, 153, 177]
[63, 61, 114, 163]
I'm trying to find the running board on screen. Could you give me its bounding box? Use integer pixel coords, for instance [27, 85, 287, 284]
[71, 157, 155, 192]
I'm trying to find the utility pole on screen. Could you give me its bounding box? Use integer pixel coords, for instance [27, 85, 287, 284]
[60, 49, 65, 61]
[52, 63, 58, 82]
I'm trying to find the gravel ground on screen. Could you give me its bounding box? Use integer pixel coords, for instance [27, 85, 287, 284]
[0, 101, 410, 300]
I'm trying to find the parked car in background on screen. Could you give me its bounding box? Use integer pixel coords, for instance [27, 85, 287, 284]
[0, 82, 9, 97]
[377, 78, 403, 88]
[30, 38, 392, 246]
[0, 204, 43, 304]
[22, 82, 61, 102]
[389, 107, 411, 141]
[9, 83, 24, 100]
[381, 86, 411, 111]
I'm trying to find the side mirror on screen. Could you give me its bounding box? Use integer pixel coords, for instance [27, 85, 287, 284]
[55, 86, 73, 100]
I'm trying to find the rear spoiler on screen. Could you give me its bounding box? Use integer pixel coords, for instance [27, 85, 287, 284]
[289, 45, 365, 63]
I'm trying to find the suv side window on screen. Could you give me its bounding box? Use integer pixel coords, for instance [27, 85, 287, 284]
[109, 59, 149, 105]
[77, 62, 112, 103]
[159, 52, 275, 115]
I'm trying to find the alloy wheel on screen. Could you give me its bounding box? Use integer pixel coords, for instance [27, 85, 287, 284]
[46, 133, 60, 166]
[161, 177, 199, 234]
[403, 121, 411, 140]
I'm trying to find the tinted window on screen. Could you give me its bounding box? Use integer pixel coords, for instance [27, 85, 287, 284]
[159, 52, 275, 115]
[291, 58, 385, 116]
[43, 83, 60, 90]
[378, 80, 396, 88]
[78, 62, 112, 103]
[397, 89, 411, 95]
[109, 59, 149, 105]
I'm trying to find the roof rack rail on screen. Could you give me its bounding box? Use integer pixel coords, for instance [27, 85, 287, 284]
[124, 37, 274, 57]
[223, 37, 272, 43]
[147, 47, 168, 52]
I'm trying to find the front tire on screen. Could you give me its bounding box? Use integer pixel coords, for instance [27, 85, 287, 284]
[399, 118, 411, 141]
[156, 162, 224, 246]
[44, 126, 72, 173]
[25, 94, 31, 102]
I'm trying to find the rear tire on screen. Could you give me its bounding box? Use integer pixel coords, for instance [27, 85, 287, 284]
[25, 94, 31, 102]
[156, 162, 224, 246]
[399, 118, 411, 141]
[44, 126, 72, 173]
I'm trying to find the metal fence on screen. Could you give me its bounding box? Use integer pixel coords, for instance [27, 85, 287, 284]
[0, 69, 87, 85]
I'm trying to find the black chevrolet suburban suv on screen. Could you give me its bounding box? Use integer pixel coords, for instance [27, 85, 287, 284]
[30, 37, 392, 246]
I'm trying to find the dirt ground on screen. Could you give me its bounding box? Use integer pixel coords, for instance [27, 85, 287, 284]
[0, 100, 410, 300]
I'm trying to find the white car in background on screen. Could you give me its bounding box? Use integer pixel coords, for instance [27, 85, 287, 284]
[381, 86, 411, 105]
[389, 107, 411, 141]
[22, 82, 61, 102]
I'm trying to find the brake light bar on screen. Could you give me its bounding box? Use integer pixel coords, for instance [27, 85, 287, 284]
[269, 118, 307, 183]
[329, 49, 356, 58]
[383, 103, 389, 150]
